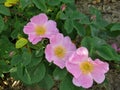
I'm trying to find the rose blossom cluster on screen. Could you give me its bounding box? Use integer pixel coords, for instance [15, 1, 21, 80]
[23, 13, 109, 88]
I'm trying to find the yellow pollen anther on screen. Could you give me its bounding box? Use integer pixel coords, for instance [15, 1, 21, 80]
[54, 46, 66, 59]
[35, 26, 46, 36]
[80, 61, 94, 74]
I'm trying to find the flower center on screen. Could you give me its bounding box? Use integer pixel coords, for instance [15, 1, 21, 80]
[54, 46, 66, 59]
[35, 26, 46, 36]
[79, 61, 94, 74]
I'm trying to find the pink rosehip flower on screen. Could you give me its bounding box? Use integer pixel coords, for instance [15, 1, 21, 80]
[111, 43, 120, 52]
[45, 34, 76, 69]
[66, 47, 109, 88]
[23, 13, 59, 44]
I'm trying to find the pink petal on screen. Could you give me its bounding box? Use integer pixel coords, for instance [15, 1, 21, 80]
[111, 43, 117, 51]
[94, 59, 109, 73]
[23, 22, 35, 34]
[28, 34, 42, 44]
[66, 61, 81, 78]
[54, 59, 66, 69]
[30, 13, 48, 25]
[45, 44, 54, 62]
[91, 59, 109, 83]
[117, 48, 120, 52]
[76, 47, 88, 58]
[63, 36, 76, 51]
[69, 47, 88, 64]
[49, 33, 63, 45]
[45, 20, 59, 33]
[91, 70, 105, 84]
[72, 74, 93, 88]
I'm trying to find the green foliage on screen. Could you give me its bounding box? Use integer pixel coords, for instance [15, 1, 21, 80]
[53, 67, 68, 80]
[0, 0, 120, 90]
[81, 37, 120, 61]
[0, 5, 10, 16]
[39, 74, 54, 90]
[110, 23, 120, 31]
[15, 38, 28, 48]
[0, 15, 4, 33]
[60, 75, 85, 90]
[32, 0, 47, 12]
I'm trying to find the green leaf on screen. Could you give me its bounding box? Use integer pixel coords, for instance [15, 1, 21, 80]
[81, 36, 106, 56]
[29, 62, 46, 84]
[90, 24, 99, 36]
[53, 67, 67, 80]
[73, 21, 85, 36]
[110, 23, 120, 31]
[60, 75, 85, 90]
[0, 36, 15, 58]
[20, 0, 32, 9]
[17, 62, 46, 84]
[96, 45, 120, 61]
[78, 13, 90, 24]
[0, 0, 5, 3]
[27, 55, 42, 68]
[22, 51, 32, 66]
[0, 5, 10, 16]
[35, 48, 44, 57]
[60, 12, 68, 20]
[0, 15, 4, 33]
[0, 60, 10, 73]
[89, 6, 102, 18]
[60, 0, 74, 3]
[15, 38, 28, 48]
[64, 19, 73, 34]
[11, 55, 22, 66]
[47, 0, 60, 6]
[32, 0, 47, 11]
[39, 74, 54, 90]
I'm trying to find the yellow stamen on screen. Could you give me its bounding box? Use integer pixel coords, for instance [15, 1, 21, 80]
[35, 26, 46, 36]
[80, 61, 94, 74]
[54, 46, 66, 59]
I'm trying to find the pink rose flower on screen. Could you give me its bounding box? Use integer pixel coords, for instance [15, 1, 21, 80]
[45, 34, 76, 69]
[23, 13, 59, 44]
[111, 43, 120, 52]
[66, 47, 109, 88]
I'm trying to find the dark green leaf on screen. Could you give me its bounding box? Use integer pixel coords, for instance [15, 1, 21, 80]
[11, 55, 22, 66]
[17, 62, 46, 84]
[39, 74, 54, 90]
[53, 67, 67, 80]
[28, 62, 46, 84]
[90, 24, 99, 36]
[27, 55, 42, 68]
[64, 19, 73, 34]
[32, 0, 47, 11]
[47, 0, 60, 6]
[96, 45, 120, 61]
[0, 0, 5, 3]
[60, 0, 74, 3]
[20, 0, 32, 9]
[60, 75, 85, 90]
[73, 21, 85, 36]
[0, 60, 10, 73]
[0, 5, 10, 16]
[22, 51, 32, 66]
[110, 23, 120, 31]
[0, 15, 4, 33]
